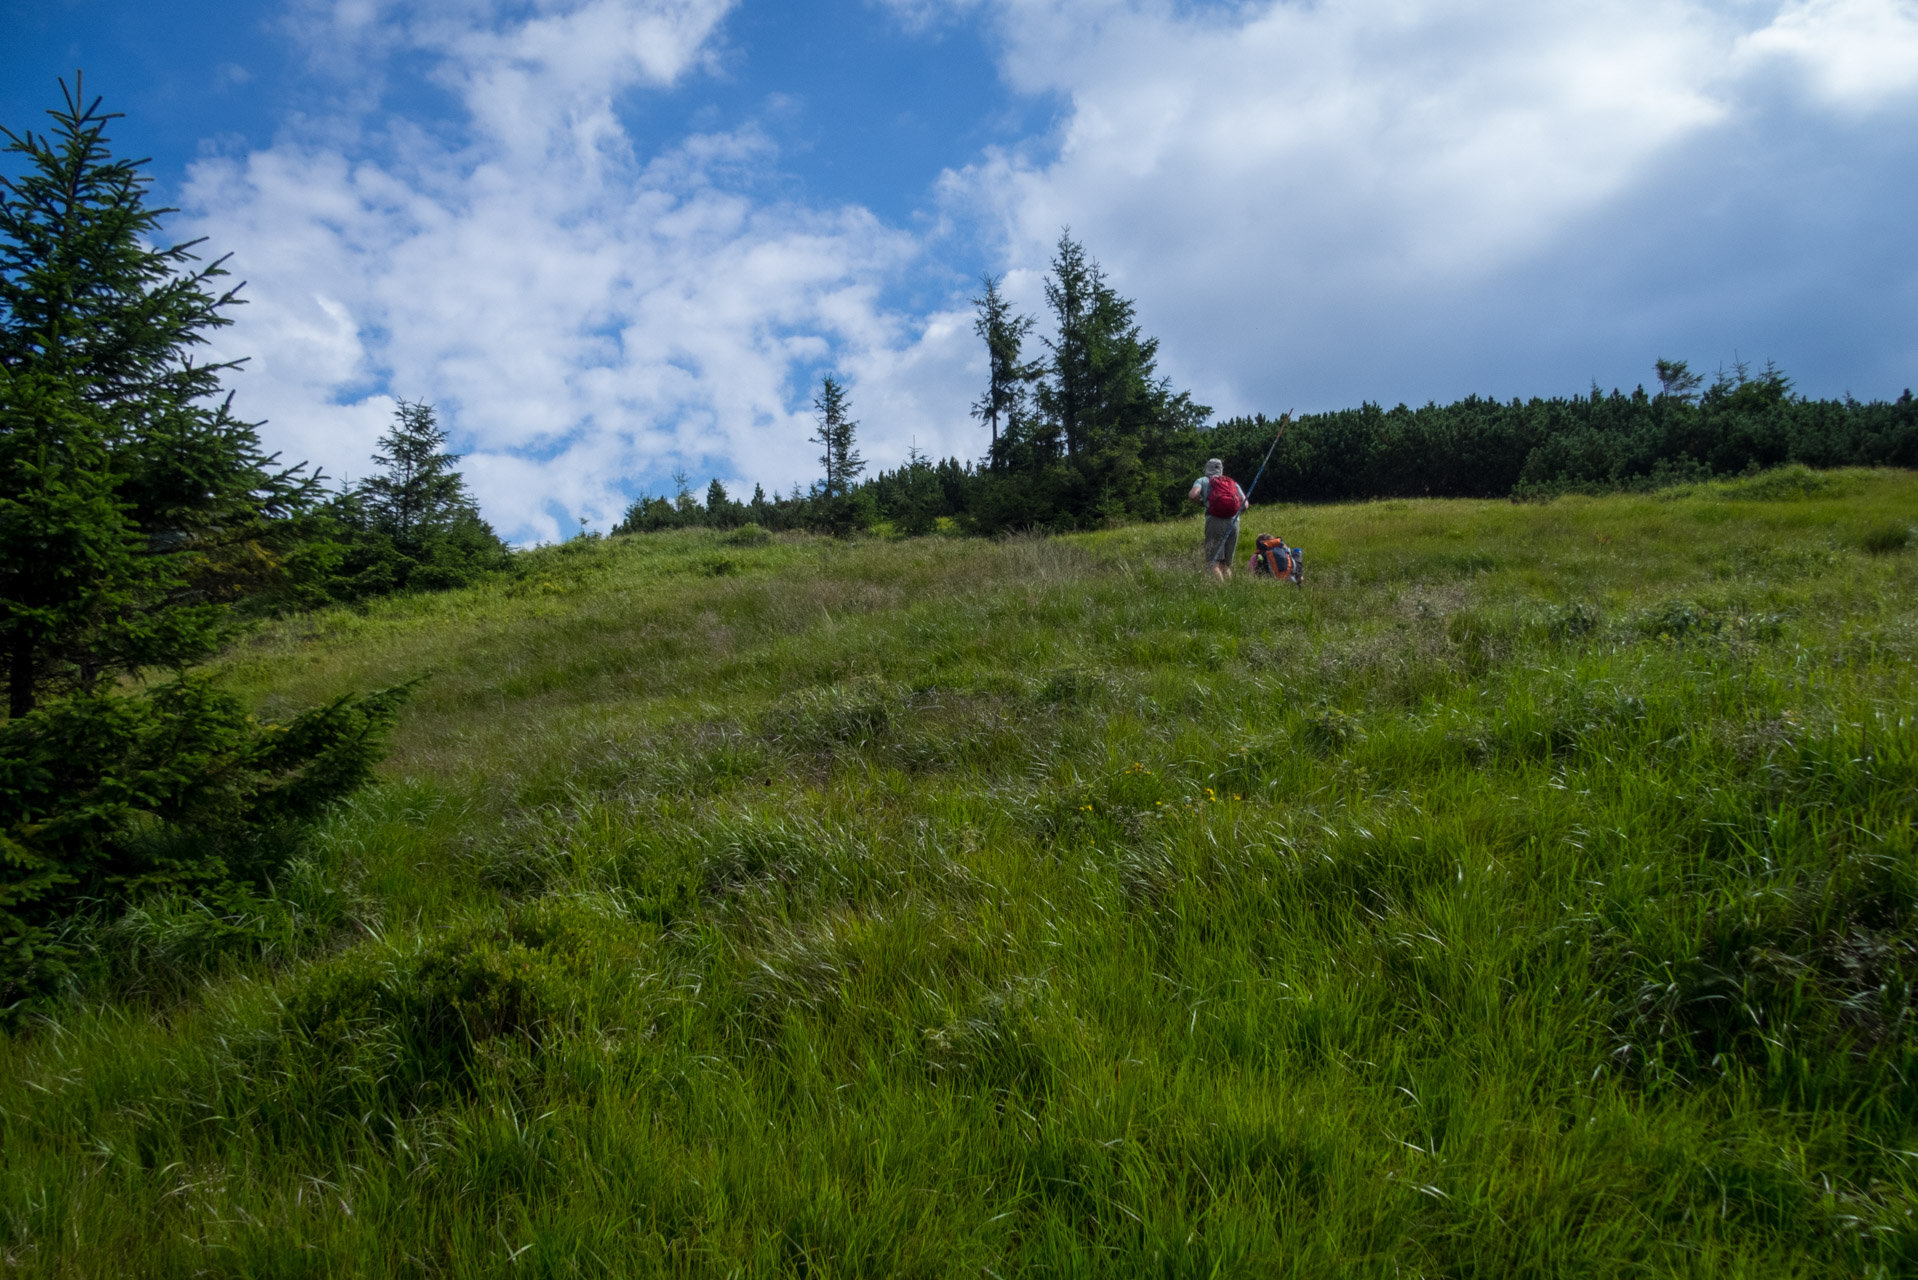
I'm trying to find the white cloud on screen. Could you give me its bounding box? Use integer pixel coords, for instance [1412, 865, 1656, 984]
[188, 124, 934, 541]
[187, 0, 982, 543]
[954, 0, 1736, 284]
[1735, 0, 1918, 108]
[932, 0, 1918, 412]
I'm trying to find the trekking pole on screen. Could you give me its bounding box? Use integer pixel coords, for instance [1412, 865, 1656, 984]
[1241, 410, 1292, 507]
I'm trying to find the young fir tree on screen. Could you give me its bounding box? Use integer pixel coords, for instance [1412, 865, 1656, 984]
[705, 477, 740, 527]
[357, 400, 474, 546]
[331, 399, 506, 594]
[1, 78, 315, 718]
[895, 442, 942, 537]
[0, 81, 409, 998]
[970, 274, 1039, 467]
[810, 374, 865, 534]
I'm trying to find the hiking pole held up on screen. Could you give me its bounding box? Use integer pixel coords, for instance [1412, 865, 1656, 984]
[1241, 411, 1292, 508]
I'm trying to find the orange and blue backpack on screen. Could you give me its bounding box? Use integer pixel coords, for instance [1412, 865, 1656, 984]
[1250, 534, 1301, 582]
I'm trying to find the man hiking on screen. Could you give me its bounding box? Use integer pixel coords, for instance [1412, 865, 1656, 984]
[1188, 458, 1247, 582]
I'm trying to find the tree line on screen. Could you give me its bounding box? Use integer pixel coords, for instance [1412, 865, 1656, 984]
[622, 235, 1915, 537]
[629, 355, 1917, 538]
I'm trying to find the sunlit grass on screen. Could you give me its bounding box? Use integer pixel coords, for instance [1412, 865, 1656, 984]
[2, 467, 1915, 1276]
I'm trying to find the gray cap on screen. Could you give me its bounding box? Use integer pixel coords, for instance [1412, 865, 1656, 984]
[1204, 458, 1223, 477]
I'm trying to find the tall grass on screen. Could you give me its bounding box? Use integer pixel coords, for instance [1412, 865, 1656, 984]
[3, 468, 1915, 1277]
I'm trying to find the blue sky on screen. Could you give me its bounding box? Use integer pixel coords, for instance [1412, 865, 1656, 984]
[7, 0, 1916, 542]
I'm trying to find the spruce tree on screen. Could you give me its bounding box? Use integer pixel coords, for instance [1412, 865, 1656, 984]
[810, 375, 865, 533]
[895, 442, 941, 536]
[705, 477, 740, 527]
[1, 78, 313, 717]
[970, 274, 1039, 466]
[329, 399, 506, 595]
[357, 400, 476, 548]
[1, 81, 409, 997]
[1036, 231, 1202, 463]
[1038, 233, 1096, 461]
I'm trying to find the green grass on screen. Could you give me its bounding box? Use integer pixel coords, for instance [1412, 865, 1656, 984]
[4, 467, 1917, 1277]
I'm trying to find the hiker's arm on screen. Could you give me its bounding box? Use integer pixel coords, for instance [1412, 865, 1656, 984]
[1188, 482, 1204, 505]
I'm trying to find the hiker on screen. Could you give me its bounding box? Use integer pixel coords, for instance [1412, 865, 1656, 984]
[1188, 458, 1246, 582]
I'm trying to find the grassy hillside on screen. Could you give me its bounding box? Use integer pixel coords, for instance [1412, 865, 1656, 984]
[4, 467, 1916, 1277]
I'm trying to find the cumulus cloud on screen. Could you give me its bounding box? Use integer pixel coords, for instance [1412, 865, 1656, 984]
[1736, 0, 1918, 109]
[934, 0, 1917, 411]
[187, 0, 983, 543]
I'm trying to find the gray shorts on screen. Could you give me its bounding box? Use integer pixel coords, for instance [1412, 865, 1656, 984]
[1203, 514, 1240, 564]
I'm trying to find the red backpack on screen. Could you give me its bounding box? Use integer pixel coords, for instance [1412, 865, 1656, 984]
[1205, 475, 1244, 518]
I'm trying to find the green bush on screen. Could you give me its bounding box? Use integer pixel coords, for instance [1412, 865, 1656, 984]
[277, 899, 626, 1111]
[0, 677, 410, 1003]
[1861, 521, 1912, 555]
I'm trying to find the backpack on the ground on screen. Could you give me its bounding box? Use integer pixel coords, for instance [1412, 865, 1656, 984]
[1249, 534, 1303, 584]
[1205, 475, 1244, 519]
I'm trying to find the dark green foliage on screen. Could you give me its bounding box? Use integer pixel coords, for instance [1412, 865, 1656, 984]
[616, 476, 782, 535]
[1205, 364, 1918, 505]
[276, 898, 625, 1113]
[320, 400, 509, 599]
[811, 374, 867, 535]
[0, 676, 410, 1003]
[1860, 521, 1911, 555]
[356, 400, 469, 543]
[1, 80, 319, 715]
[892, 445, 943, 536]
[968, 232, 1210, 532]
[0, 83, 415, 1007]
[971, 273, 1040, 460]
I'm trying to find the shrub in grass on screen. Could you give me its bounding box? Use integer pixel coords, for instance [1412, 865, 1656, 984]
[1543, 600, 1601, 643]
[84, 856, 354, 1001]
[724, 521, 773, 546]
[1714, 464, 1841, 502]
[276, 898, 628, 1112]
[0, 678, 410, 1006]
[1860, 522, 1911, 555]
[1635, 597, 1720, 641]
[1607, 839, 1918, 1105]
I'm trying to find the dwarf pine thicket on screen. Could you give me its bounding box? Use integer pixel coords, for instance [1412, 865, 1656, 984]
[1, 469, 1914, 1275]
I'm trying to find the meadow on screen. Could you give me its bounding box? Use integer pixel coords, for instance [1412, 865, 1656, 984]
[2, 466, 1915, 1277]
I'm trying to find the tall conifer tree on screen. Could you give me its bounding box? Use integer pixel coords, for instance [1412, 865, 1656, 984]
[1, 82, 409, 996]
[970, 274, 1039, 466]
[810, 374, 864, 533]
[1, 78, 312, 717]
[1038, 233, 1096, 461]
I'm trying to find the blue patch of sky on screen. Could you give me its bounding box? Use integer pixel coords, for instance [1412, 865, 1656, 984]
[2, 0, 298, 195]
[666, 4, 1058, 229]
[4, 1, 1059, 241]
